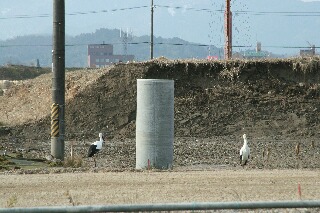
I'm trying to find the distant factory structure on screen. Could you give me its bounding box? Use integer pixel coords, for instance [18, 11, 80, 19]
[300, 45, 316, 57]
[243, 42, 269, 59]
[87, 44, 134, 68]
[232, 42, 269, 59]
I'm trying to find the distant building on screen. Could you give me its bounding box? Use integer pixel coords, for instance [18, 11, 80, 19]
[87, 44, 134, 68]
[300, 45, 316, 57]
[232, 52, 244, 59]
[206, 55, 219, 60]
[243, 51, 268, 59]
[243, 42, 268, 59]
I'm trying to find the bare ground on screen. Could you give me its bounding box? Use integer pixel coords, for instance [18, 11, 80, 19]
[1, 59, 320, 211]
[1, 169, 320, 210]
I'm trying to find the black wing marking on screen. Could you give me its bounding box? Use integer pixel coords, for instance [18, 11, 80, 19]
[88, 144, 98, 157]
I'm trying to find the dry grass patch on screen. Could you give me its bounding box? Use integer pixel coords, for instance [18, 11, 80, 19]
[63, 155, 84, 168]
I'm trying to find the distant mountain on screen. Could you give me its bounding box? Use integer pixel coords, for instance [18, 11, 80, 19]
[0, 28, 221, 67]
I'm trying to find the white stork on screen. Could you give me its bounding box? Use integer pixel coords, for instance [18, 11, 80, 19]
[87, 133, 104, 167]
[240, 133, 250, 166]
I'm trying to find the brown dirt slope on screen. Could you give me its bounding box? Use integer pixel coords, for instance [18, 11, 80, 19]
[3, 57, 320, 139]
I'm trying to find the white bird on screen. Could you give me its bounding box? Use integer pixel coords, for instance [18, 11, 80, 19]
[240, 134, 250, 166]
[87, 133, 105, 167]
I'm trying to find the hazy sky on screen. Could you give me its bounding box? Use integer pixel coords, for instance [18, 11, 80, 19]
[0, 0, 319, 55]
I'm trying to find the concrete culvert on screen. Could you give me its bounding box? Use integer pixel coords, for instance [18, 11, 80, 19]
[136, 79, 174, 170]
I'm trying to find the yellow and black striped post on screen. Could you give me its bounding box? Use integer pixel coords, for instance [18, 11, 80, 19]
[51, 102, 65, 160]
[51, 103, 59, 137]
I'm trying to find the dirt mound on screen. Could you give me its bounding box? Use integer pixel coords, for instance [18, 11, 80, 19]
[0, 65, 50, 80]
[1, 57, 320, 169]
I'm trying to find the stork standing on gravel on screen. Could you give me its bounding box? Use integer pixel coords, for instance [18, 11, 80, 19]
[240, 134, 250, 167]
[88, 133, 105, 167]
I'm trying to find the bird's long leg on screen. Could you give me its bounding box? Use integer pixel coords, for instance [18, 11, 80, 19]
[295, 143, 300, 168]
[94, 157, 97, 167]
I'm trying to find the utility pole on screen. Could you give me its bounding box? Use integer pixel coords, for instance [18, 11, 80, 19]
[51, 0, 65, 160]
[224, 0, 232, 60]
[150, 0, 154, 59]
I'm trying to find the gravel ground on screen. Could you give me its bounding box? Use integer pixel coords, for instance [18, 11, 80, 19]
[2, 135, 319, 170]
[1, 169, 320, 212]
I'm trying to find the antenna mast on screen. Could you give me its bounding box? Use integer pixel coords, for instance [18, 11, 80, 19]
[120, 28, 132, 62]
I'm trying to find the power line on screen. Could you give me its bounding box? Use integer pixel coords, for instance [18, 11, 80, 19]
[0, 44, 52, 47]
[155, 4, 320, 17]
[0, 42, 318, 49]
[0, 6, 149, 20]
[0, 14, 51, 19]
[1, 4, 319, 20]
[154, 5, 216, 13]
[67, 6, 148, 16]
[234, 10, 320, 15]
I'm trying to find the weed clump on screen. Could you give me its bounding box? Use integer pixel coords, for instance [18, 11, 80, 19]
[6, 195, 17, 208]
[63, 156, 83, 168]
[47, 155, 83, 168]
